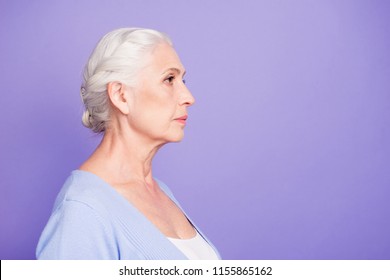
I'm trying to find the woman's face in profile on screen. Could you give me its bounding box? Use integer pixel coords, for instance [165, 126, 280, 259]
[126, 43, 195, 144]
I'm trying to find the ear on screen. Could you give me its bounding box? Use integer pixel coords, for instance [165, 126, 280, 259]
[107, 81, 130, 115]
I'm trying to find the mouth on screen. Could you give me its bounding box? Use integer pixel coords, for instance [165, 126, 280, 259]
[174, 115, 188, 124]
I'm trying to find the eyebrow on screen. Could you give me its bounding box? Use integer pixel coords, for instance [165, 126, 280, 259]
[161, 67, 186, 76]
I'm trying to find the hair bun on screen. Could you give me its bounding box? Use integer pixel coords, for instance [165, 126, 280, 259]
[81, 110, 93, 129]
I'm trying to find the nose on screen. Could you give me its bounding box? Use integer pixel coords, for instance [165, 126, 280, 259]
[179, 84, 195, 107]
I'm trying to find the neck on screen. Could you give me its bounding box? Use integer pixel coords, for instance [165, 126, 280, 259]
[80, 127, 164, 187]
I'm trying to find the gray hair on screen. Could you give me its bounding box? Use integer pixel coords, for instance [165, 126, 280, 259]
[80, 28, 172, 133]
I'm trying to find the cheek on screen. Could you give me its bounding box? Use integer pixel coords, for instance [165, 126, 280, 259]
[134, 88, 177, 124]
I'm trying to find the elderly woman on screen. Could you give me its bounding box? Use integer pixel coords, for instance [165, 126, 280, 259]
[36, 28, 220, 260]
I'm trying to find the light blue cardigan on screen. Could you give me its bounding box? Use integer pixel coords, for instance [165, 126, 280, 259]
[36, 170, 220, 260]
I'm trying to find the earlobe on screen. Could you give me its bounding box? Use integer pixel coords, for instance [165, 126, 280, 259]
[107, 81, 130, 114]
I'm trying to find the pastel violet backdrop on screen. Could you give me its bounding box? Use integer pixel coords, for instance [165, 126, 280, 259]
[0, 0, 389, 259]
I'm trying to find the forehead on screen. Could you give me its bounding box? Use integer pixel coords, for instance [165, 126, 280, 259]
[145, 43, 185, 73]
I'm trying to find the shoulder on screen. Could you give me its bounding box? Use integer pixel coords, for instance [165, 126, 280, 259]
[52, 170, 115, 214]
[36, 171, 119, 259]
[36, 196, 118, 259]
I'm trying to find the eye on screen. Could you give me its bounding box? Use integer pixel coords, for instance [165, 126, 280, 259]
[163, 74, 186, 85]
[164, 75, 175, 84]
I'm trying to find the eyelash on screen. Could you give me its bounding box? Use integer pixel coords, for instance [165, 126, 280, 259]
[164, 75, 186, 85]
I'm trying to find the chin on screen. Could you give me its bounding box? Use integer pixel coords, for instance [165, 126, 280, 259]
[168, 131, 185, 143]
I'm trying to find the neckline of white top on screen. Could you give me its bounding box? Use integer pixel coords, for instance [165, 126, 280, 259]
[167, 231, 219, 260]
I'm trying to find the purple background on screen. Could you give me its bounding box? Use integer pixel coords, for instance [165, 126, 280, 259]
[1, 0, 389, 260]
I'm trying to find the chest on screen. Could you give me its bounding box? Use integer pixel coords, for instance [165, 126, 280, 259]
[116, 185, 195, 239]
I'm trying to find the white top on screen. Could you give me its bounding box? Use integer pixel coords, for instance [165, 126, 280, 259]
[167, 231, 220, 260]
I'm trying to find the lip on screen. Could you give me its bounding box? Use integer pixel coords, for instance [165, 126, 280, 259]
[174, 115, 188, 124]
